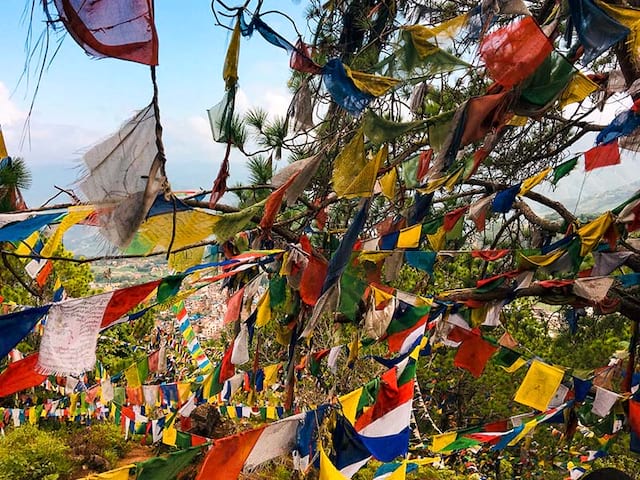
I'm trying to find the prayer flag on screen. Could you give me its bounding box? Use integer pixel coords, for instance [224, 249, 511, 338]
[136, 445, 203, 480]
[0, 305, 50, 359]
[53, 0, 158, 65]
[567, 0, 630, 64]
[552, 157, 579, 184]
[37, 281, 159, 376]
[480, 16, 553, 88]
[196, 427, 265, 480]
[514, 360, 565, 411]
[584, 141, 621, 171]
[0, 353, 47, 397]
[331, 415, 371, 478]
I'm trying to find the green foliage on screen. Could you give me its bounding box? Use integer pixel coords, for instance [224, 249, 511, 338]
[0, 424, 73, 480]
[65, 422, 129, 471]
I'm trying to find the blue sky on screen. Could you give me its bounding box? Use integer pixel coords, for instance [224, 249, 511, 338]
[0, 1, 307, 206]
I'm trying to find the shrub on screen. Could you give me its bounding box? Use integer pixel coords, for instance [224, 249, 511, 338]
[0, 424, 73, 480]
[65, 422, 129, 471]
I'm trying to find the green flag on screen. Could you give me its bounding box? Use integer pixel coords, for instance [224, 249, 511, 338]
[552, 157, 578, 185]
[136, 445, 204, 480]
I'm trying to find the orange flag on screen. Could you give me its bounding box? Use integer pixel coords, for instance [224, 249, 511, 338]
[196, 427, 266, 480]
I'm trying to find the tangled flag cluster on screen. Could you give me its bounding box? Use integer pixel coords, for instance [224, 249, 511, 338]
[3, 0, 640, 479]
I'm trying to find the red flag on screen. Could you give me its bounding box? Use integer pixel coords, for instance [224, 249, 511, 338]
[454, 332, 498, 378]
[417, 149, 433, 182]
[223, 287, 245, 324]
[299, 236, 327, 306]
[471, 249, 510, 261]
[54, 0, 158, 65]
[443, 206, 469, 232]
[584, 141, 621, 171]
[219, 342, 236, 384]
[102, 281, 160, 328]
[480, 16, 553, 88]
[260, 172, 300, 231]
[0, 354, 47, 397]
[196, 427, 266, 480]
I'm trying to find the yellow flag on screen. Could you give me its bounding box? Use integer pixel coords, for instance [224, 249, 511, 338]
[266, 405, 277, 419]
[138, 209, 220, 253]
[359, 251, 392, 263]
[333, 131, 365, 198]
[41, 205, 94, 257]
[223, 18, 241, 88]
[397, 224, 422, 249]
[69, 393, 79, 417]
[508, 418, 539, 446]
[419, 175, 449, 194]
[372, 285, 394, 306]
[514, 360, 565, 412]
[256, 291, 272, 327]
[319, 443, 349, 480]
[432, 431, 457, 452]
[339, 387, 363, 425]
[0, 125, 8, 159]
[379, 168, 397, 199]
[15, 231, 40, 256]
[263, 363, 281, 388]
[162, 423, 177, 446]
[82, 464, 135, 480]
[501, 357, 527, 374]
[333, 133, 384, 198]
[519, 167, 552, 196]
[559, 73, 599, 108]
[403, 14, 469, 51]
[519, 249, 565, 268]
[444, 166, 464, 192]
[178, 383, 192, 403]
[427, 225, 446, 251]
[345, 66, 400, 97]
[387, 463, 407, 480]
[169, 246, 205, 272]
[577, 212, 614, 257]
[508, 115, 529, 127]
[124, 364, 141, 388]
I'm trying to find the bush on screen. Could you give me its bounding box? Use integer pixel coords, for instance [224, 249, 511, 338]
[65, 422, 129, 471]
[0, 424, 74, 480]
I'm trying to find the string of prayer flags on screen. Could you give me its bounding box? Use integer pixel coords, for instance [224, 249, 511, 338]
[514, 360, 565, 412]
[52, 0, 159, 65]
[567, 0, 630, 65]
[479, 16, 553, 88]
[584, 140, 621, 171]
[175, 301, 213, 372]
